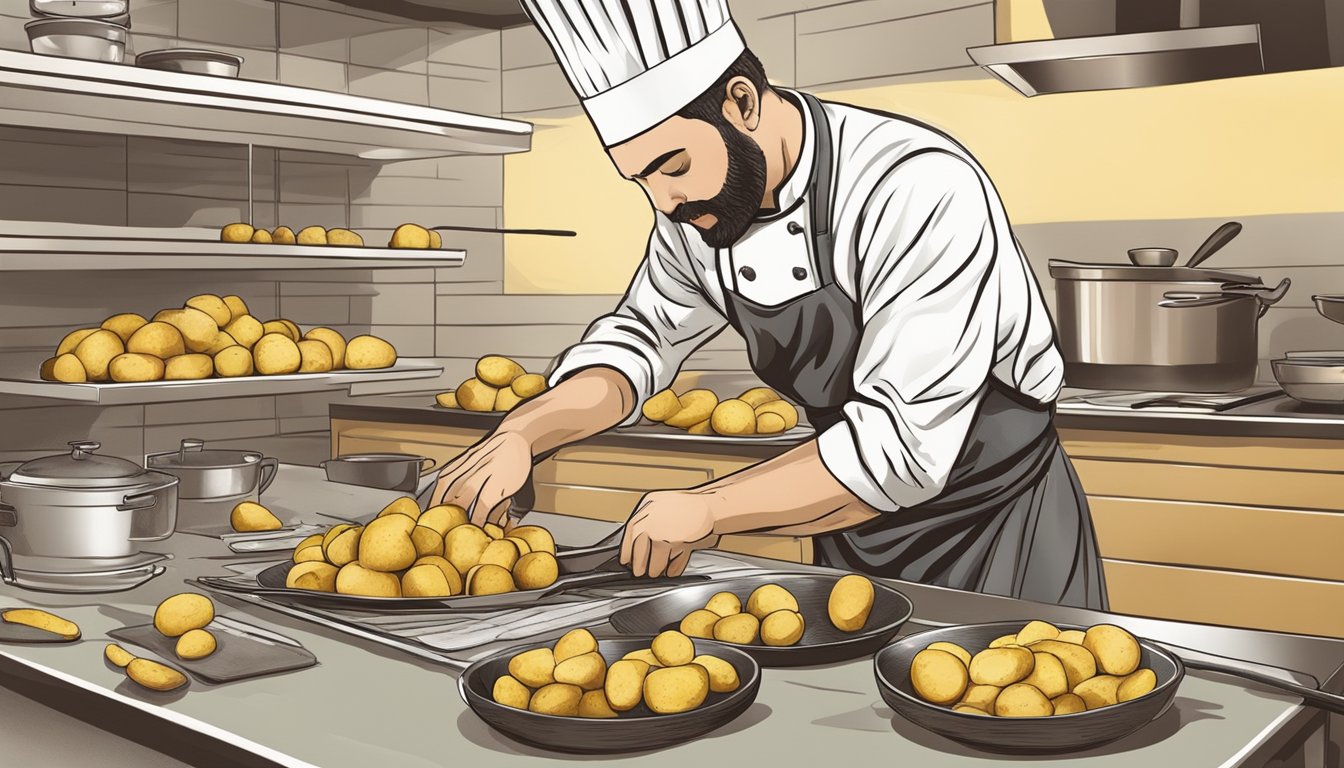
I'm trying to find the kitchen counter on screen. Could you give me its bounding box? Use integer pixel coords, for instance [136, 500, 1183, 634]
[1, 465, 1342, 767]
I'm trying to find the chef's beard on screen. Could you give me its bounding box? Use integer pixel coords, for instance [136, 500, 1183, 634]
[668, 122, 768, 249]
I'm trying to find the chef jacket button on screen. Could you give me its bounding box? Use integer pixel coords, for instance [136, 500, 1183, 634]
[793, 267, 808, 281]
[739, 266, 757, 282]
[787, 222, 804, 235]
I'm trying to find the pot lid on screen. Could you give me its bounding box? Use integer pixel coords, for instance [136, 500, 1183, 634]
[1047, 260, 1262, 284]
[145, 439, 261, 469]
[8, 441, 155, 489]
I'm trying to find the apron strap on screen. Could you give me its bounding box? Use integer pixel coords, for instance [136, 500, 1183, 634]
[798, 92, 835, 285]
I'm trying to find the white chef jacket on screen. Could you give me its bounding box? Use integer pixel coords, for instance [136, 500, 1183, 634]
[548, 91, 1064, 513]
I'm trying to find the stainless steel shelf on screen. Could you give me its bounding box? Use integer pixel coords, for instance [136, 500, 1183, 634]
[0, 48, 531, 159]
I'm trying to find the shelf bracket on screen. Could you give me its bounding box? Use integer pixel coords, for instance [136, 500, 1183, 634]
[247, 143, 254, 225]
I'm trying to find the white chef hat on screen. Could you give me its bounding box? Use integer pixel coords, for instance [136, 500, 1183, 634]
[520, 0, 746, 147]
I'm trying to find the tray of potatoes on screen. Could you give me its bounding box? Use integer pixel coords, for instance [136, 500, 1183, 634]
[641, 386, 803, 438]
[460, 628, 761, 754]
[874, 620, 1184, 754]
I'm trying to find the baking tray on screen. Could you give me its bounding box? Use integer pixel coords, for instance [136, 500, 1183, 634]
[109, 616, 316, 684]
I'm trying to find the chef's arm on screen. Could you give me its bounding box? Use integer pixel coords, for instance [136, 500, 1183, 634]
[492, 366, 636, 455]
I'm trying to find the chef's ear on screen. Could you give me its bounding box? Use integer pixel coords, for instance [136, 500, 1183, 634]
[721, 76, 761, 132]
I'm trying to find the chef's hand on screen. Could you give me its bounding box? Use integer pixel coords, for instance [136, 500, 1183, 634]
[620, 490, 721, 578]
[432, 430, 532, 526]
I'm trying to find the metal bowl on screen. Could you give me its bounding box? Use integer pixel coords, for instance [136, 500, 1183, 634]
[1313, 295, 1344, 325]
[135, 48, 244, 78]
[874, 622, 1184, 754]
[320, 453, 434, 493]
[459, 637, 761, 754]
[1272, 358, 1344, 405]
[25, 17, 126, 63]
[1127, 247, 1178, 267]
[30, 0, 127, 19]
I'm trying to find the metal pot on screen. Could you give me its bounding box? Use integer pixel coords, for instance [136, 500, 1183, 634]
[0, 441, 178, 559]
[321, 453, 436, 493]
[145, 439, 278, 500]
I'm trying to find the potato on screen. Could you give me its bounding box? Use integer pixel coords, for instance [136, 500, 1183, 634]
[101, 313, 148, 343]
[710, 399, 756, 435]
[153, 593, 213, 637]
[46, 354, 87, 383]
[164, 354, 212, 380]
[1052, 692, 1087, 715]
[286, 561, 338, 592]
[953, 704, 991, 716]
[1021, 651, 1069, 698]
[713, 613, 760, 645]
[1083, 624, 1142, 676]
[476, 355, 525, 387]
[664, 389, 718, 428]
[910, 648, 969, 704]
[222, 295, 250, 318]
[988, 634, 1020, 649]
[109, 353, 165, 382]
[510, 525, 556, 556]
[704, 591, 742, 618]
[322, 523, 353, 549]
[297, 226, 328, 245]
[292, 533, 325, 555]
[605, 659, 650, 711]
[378, 496, 420, 520]
[205, 331, 239, 355]
[176, 628, 217, 660]
[474, 539, 518, 570]
[213, 346, 253, 377]
[828, 574, 875, 632]
[621, 649, 661, 667]
[995, 683, 1053, 717]
[56, 328, 97, 356]
[335, 563, 400, 597]
[687, 420, 714, 435]
[271, 227, 296, 245]
[969, 647, 1034, 687]
[303, 328, 346, 369]
[738, 387, 780, 408]
[429, 230, 443, 249]
[505, 537, 532, 556]
[482, 523, 506, 540]
[761, 610, 805, 647]
[680, 609, 720, 639]
[346, 335, 397, 370]
[2, 609, 80, 640]
[642, 389, 682, 422]
[445, 524, 491, 574]
[155, 308, 219, 353]
[493, 675, 531, 710]
[651, 630, 695, 667]
[509, 647, 556, 688]
[514, 551, 559, 590]
[359, 514, 418, 572]
[466, 564, 516, 596]
[292, 545, 325, 564]
[413, 555, 463, 596]
[529, 683, 582, 716]
[554, 628, 598, 663]
[252, 333, 302, 375]
[511, 373, 547, 398]
[1057, 630, 1086, 644]
[279, 319, 302, 340]
[127, 659, 188, 692]
[401, 563, 456, 597]
[221, 223, 254, 242]
[1016, 620, 1060, 646]
[754, 400, 799, 430]
[554, 651, 606, 690]
[435, 391, 458, 408]
[495, 387, 524, 412]
[74, 329, 124, 381]
[325, 526, 362, 567]
[418, 504, 468, 535]
[456, 378, 499, 412]
[390, 223, 432, 249]
[925, 642, 972, 668]
[125, 322, 184, 360]
[105, 643, 135, 668]
[1117, 668, 1157, 702]
[296, 339, 334, 373]
[1073, 675, 1123, 710]
[262, 320, 294, 340]
[746, 583, 799, 620]
[1028, 639, 1098, 690]
[756, 413, 787, 435]
[185, 295, 233, 327]
[579, 690, 619, 719]
[231, 500, 281, 532]
[327, 228, 364, 247]
[225, 315, 264, 348]
[38, 356, 57, 381]
[693, 654, 740, 693]
[410, 526, 445, 558]
[644, 664, 710, 715]
[251, 229, 273, 244]
[959, 684, 1001, 712]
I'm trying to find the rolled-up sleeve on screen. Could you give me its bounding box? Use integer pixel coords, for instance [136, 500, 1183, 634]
[817, 151, 999, 512]
[547, 221, 727, 426]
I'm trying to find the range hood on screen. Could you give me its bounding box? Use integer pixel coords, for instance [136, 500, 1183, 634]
[967, 24, 1264, 97]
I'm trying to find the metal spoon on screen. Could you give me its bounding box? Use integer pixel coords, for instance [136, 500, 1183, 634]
[1185, 221, 1243, 269]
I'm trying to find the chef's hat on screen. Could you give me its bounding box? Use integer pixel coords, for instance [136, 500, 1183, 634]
[520, 0, 746, 146]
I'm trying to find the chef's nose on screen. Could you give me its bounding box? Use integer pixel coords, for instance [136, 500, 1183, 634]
[654, 185, 686, 217]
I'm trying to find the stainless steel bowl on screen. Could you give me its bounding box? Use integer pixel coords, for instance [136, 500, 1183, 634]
[25, 17, 127, 63]
[145, 439, 278, 501]
[1313, 295, 1344, 325]
[1272, 359, 1344, 405]
[320, 453, 435, 493]
[30, 0, 127, 19]
[1127, 247, 1178, 267]
[135, 48, 243, 78]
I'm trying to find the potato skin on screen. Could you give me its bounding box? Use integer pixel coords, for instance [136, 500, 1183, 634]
[253, 333, 302, 375]
[220, 223, 254, 243]
[48, 353, 87, 383]
[553, 628, 598, 663]
[693, 654, 741, 693]
[57, 328, 97, 356]
[445, 524, 491, 574]
[509, 526, 556, 556]
[466, 564, 516, 596]
[127, 322, 186, 359]
[327, 228, 364, 247]
[712, 613, 759, 645]
[680, 609, 720, 639]
[927, 642, 972, 667]
[509, 647, 556, 688]
[651, 631, 696, 667]
[754, 401, 800, 431]
[643, 665, 710, 715]
[760, 610, 805, 647]
[579, 690, 619, 719]
[297, 339, 334, 373]
[105, 643, 135, 668]
[164, 354, 212, 380]
[345, 335, 397, 370]
[1016, 620, 1060, 646]
[495, 387, 524, 412]
[185, 295, 233, 327]
[476, 355, 524, 387]
[1073, 674, 1123, 710]
[704, 592, 742, 618]
[286, 561, 338, 592]
[738, 387, 780, 408]
[359, 515, 418, 572]
[1052, 692, 1087, 715]
[153, 593, 214, 638]
[755, 413, 787, 434]
[1117, 668, 1157, 702]
[109, 353, 165, 382]
[231, 500, 281, 532]
[335, 563, 401, 597]
[101, 313, 149, 343]
[745, 584, 799, 620]
[2, 608, 80, 640]
[910, 648, 969, 705]
[493, 675, 531, 710]
[154, 308, 218, 353]
[529, 683, 583, 716]
[604, 659, 650, 711]
[828, 574, 875, 632]
[389, 223, 432, 249]
[969, 647, 1034, 687]
[74, 329, 124, 381]
[127, 659, 188, 692]
[1021, 651, 1069, 698]
[297, 226, 328, 245]
[270, 228, 296, 245]
[176, 628, 217, 660]
[1028, 639, 1098, 690]
[664, 389, 718, 428]
[225, 315, 264, 348]
[511, 373, 547, 398]
[435, 391, 458, 408]
[958, 683, 1001, 712]
[456, 378, 500, 412]
[1083, 624, 1142, 676]
[642, 390, 682, 422]
[222, 295, 250, 318]
[303, 328, 346, 369]
[995, 683, 1053, 717]
[554, 651, 606, 691]
[251, 229, 273, 244]
[213, 346, 254, 378]
[710, 399, 756, 436]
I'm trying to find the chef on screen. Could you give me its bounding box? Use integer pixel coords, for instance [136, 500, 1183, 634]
[434, 0, 1107, 609]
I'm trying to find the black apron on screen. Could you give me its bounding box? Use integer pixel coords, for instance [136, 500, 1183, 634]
[719, 92, 1108, 610]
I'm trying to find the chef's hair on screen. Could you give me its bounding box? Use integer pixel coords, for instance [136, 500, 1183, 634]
[675, 49, 770, 126]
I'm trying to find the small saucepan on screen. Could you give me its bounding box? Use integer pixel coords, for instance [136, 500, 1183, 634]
[320, 453, 437, 493]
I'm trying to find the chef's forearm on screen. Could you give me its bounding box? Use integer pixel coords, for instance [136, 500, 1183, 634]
[496, 366, 636, 456]
[704, 441, 881, 537]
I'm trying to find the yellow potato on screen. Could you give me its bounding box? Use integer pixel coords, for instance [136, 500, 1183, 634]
[379, 496, 421, 520]
[292, 545, 325, 564]
[220, 222, 254, 242]
[605, 659, 650, 711]
[710, 399, 756, 436]
[712, 613, 759, 645]
[176, 628, 217, 660]
[101, 313, 148, 343]
[1016, 620, 1060, 646]
[303, 328, 346, 369]
[345, 335, 397, 370]
[222, 295, 250, 318]
[401, 563, 456, 597]
[413, 555, 463, 596]
[46, 353, 87, 383]
[680, 609, 721, 639]
[225, 315, 264, 348]
[512, 373, 547, 398]
[466, 563, 516, 596]
[429, 230, 443, 249]
[1021, 651, 1069, 698]
[828, 574, 875, 632]
[297, 226, 328, 245]
[435, 391, 458, 408]
[445, 524, 491, 574]
[231, 500, 281, 532]
[927, 642, 972, 668]
[56, 328, 97, 356]
[74, 329, 124, 381]
[286, 561, 338, 592]
[251, 229, 273, 244]
[263, 320, 294, 340]
[1057, 630, 1087, 644]
[664, 389, 718, 428]
[325, 526, 362, 567]
[104, 643, 135, 668]
[754, 401, 800, 430]
[476, 355, 525, 387]
[2, 609, 80, 640]
[327, 228, 364, 247]
[419, 504, 469, 534]
[738, 387, 780, 408]
[213, 346, 254, 378]
[995, 683, 1053, 717]
[704, 591, 742, 618]
[1073, 675, 1123, 710]
[959, 684, 1001, 712]
[761, 610, 805, 647]
[643, 664, 710, 715]
[969, 647, 1035, 687]
[38, 356, 57, 381]
[691, 420, 716, 439]
[322, 523, 353, 549]
[554, 651, 606, 690]
[410, 526, 445, 558]
[335, 562, 400, 597]
[153, 593, 214, 638]
[988, 634, 1020, 649]
[651, 630, 695, 667]
[514, 551, 559, 590]
[1052, 692, 1087, 715]
[621, 649, 661, 667]
[127, 659, 188, 692]
[389, 223, 432, 249]
[755, 413, 787, 434]
[509, 647, 556, 688]
[164, 354, 212, 380]
[554, 628, 598, 663]
[253, 333, 302, 375]
[154, 308, 218, 353]
[953, 704, 991, 716]
[185, 295, 233, 327]
[109, 353, 165, 382]
[296, 339, 334, 373]
[693, 654, 740, 693]
[482, 523, 505, 540]
[505, 537, 532, 556]
[529, 683, 582, 716]
[495, 387, 524, 412]
[509, 526, 556, 555]
[1028, 639, 1098, 690]
[205, 330, 239, 355]
[359, 514, 418, 572]
[479, 539, 521, 570]
[910, 648, 969, 705]
[1083, 624, 1142, 676]
[279, 319, 302, 340]
[271, 228, 296, 245]
[1117, 668, 1157, 702]
[493, 675, 531, 710]
[746, 583, 799, 620]
[456, 377, 500, 412]
[579, 690, 619, 719]
[642, 389, 682, 422]
[292, 534, 324, 556]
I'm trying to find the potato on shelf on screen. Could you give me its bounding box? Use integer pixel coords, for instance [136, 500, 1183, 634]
[643, 386, 800, 437]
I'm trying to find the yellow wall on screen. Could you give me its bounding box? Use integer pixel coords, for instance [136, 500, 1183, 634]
[503, 67, 1344, 294]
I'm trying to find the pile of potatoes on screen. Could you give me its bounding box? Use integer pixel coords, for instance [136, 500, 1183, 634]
[284, 497, 561, 599]
[40, 293, 396, 383]
[495, 628, 741, 718]
[910, 620, 1158, 718]
[643, 386, 800, 436]
[103, 592, 218, 692]
[220, 222, 444, 250]
[679, 575, 875, 647]
[437, 355, 549, 413]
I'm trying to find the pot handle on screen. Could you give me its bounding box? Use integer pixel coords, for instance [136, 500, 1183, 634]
[122, 491, 173, 542]
[1253, 278, 1291, 318]
[257, 457, 279, 496]
[418, 457, 439, 477]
